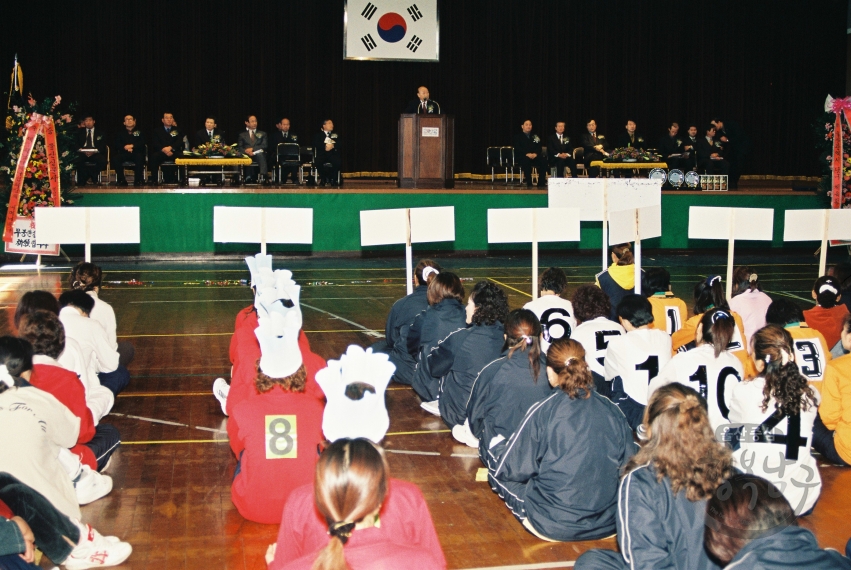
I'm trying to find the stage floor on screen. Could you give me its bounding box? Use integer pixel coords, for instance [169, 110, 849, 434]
[2, 252, 848, 569]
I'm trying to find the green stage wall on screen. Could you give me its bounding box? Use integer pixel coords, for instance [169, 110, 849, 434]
[75, 191, 826, 256]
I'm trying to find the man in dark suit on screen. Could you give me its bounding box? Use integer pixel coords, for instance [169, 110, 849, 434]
[682, 124, 700, 172]
[696, 125, 729, 176]
[194, 116, 226, 147]
[237, 115, 269, 185]
[580, 119, 610, 178]
[75, 115, 108, 185]
[270, 118, 300, 184]
[403, 86, 441, 114]
[711, 117, 749, 189]
[312, 119, 341, 187]
[547, 121, 577, 178]
[113, 114, 146, 187]
[150, 112, 183, 184]
[514, 120, 547, 188]
[658, 122, 686, 172]
[616, 119, 646, 149]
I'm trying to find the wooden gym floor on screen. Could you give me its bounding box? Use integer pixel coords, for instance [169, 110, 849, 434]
[1, 251, 849, 569]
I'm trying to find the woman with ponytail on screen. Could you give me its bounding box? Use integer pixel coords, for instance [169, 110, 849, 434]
[376, 259, 442, 384]
[671, 275, 751, 376]
[804, 275, 850, 348]
[728, 265, 773, 348]
[728, 325, 821, 515]
[650, 308, 744, 432]
[490, 339, 635, 542]
[467, 309, 554, 467]
[596, 243, 635, 321]
[576, 383, 731, 570]
[268, 439, 444, 569]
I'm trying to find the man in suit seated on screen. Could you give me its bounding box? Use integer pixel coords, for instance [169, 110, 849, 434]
[75, 115, 107, 185]
[113, 114, 146, 187]
[616, 119, 646, 149]
[312, 119, 341, 187]
[150, 112, 183, 184]
[194, 116, 226, 147]
[547, 121, 577, 178]
[237, 115, 269, 185]
[682, 123, 700, 172]
[270, 118, 300, 184]
[658, 122, 687, 172]
[580, 119, 610, 178]
[696, 124, 730, 176]
[404, 86, 440, 114]
[514, 120, 547, 188]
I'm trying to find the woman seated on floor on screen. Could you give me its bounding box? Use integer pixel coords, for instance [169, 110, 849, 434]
[467, 309, 554, 468]
[704, 474, 851, 569]
[228, 309, 325, 524]
[728, 325, 821, 516]
[576, 383, 731, 569]
[267, 439, 445, 569]
[433, 281, 508, 446]
[569, 284, 625, 396]
[812, 314, 851, 466]
[407, 272, 467, 411]
[373, 259, 441, 384]
[489, 338, 635, 542]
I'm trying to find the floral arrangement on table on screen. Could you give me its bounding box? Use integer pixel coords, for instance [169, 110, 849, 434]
[814, 110, 851, 208]
[606, 147, 661, 163]
[191, 138, 245, 158]
[0, 93, 82, 215]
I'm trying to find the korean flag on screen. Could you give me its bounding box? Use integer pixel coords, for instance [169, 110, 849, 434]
[345, 0, 438, 61]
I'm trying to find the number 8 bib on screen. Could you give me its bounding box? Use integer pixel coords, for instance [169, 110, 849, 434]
[266, 415, 298, 459]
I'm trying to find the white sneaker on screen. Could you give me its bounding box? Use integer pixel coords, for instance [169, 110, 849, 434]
[452, 422, 480, 448]
[420, 399, 440, 416]
[75, 466, 113, 505]
[64, 524, 132, 569]
[213, 377, 230, 416]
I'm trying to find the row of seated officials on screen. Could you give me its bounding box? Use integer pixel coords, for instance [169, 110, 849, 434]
[73, 113, 342, 187]
[508, 118, 735, 187]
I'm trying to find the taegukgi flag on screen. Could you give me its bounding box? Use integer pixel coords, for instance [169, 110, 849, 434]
[344, 0, 438, 61]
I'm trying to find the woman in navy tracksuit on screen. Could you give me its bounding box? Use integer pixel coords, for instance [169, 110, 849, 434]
[467, 309, 554, 468]
[432, 282, 509, 443]
[576, 383, 732, 569]
[489, 338, 636, 542]
[408, 272, 467, 405]
[376, 260, 441, 385]
[704, 474, 851, 569]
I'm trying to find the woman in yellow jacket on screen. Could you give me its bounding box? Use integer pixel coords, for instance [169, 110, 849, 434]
[595, 243, 635, 321]
[813, 313, 851, 466]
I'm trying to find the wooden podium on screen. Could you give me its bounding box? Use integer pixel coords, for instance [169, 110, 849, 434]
[398, 114, 454, 189]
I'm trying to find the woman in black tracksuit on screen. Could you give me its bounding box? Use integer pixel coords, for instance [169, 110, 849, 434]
[432, 282, 509, 444]
[376, 260, 441, 385]
[490, 338, 636, 542]
[408, 272, 467, 407]
[576, 383, 732, 569]
[467, 309, 554, 468]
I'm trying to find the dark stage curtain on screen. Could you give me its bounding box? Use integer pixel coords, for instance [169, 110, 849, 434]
[0, 0, 845, 177]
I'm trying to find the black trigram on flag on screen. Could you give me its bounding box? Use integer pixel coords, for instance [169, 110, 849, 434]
[361, 34, 377, 51]
[361, 2, 378, 20]
[406, 35, 422, 52]
[407, 4, 423, 21]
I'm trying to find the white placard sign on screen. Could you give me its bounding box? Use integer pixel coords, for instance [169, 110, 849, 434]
[688, 206, 774, 299]
[783, 208, 851, 276]
[548, 178, 607, 220]
[360, 206, 455, 294]
[488, 207, 581, 299]
[213, 207, 313, 254]
[609, 205, 663, 296]
[35, 207, 140, 262]
[344, 0, 439, 61]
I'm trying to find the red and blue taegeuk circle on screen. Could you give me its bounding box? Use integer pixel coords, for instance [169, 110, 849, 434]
[377, 12, 406, 43]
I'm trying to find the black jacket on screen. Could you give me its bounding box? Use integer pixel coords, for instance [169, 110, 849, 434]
[597, 268, 635, 321]
[547, 133, 573, 162]
[468, 351, 553, 465]
[194, 128, 226, 147]
[434, 322, 506, 427]
[581, 131, 610, 155]
[492, 389, 636, 542]
[616, 131, 647, 149]
[513, 132, 543, 158]
[409, 298, 467, 401]
[113, 128, 146, 157]
[658, 135, 684, 158]
[312, 130, 340, 163]
[152, 125, 183, 154]
[270, 130, 300, 153]
[724, 525, 851, 569]
[384, 286, 430, 385]
[404, 99, 440, 114]
[77, 128, 108, 154]
[696, 137, 724, 161]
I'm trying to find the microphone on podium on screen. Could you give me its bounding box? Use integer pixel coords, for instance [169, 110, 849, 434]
[429, 100, 441, 114]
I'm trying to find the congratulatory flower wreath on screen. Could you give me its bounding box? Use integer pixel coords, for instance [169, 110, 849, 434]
[191, 136, 245, 158]
[606, 146, 661, 163]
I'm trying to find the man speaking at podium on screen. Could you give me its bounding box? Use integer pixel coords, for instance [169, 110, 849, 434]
[404, 86, 441, 114]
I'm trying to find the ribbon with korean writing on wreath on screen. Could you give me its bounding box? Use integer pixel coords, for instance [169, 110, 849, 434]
[3, 112, 61, 242]
[825, 95, 851, 210]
